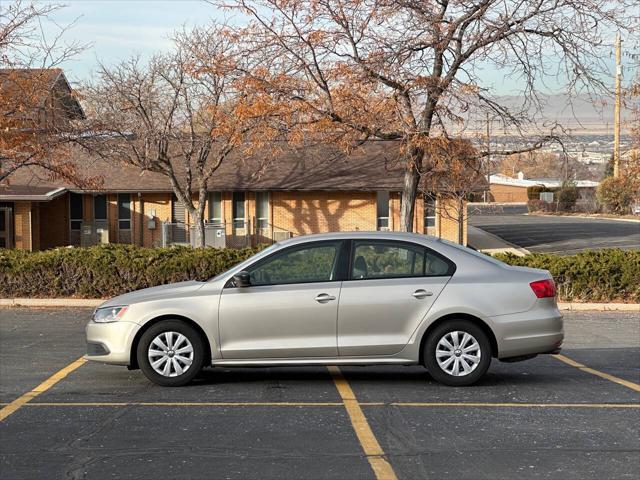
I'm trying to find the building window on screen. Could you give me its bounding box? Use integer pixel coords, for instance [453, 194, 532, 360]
[232, 192, 245, 229]
[94, 195, 107, 221]
[69, 192, 83, 231]
[208, 192, 222, 225]
[256, 192, 269, 229]
[118, 193, 131, 230]
[424, 194, 436, 228]
[376, 191, 389, 230]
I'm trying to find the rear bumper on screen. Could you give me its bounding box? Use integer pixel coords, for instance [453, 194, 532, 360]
[85, 320, 140, 365]
[491, 306, 564, 359]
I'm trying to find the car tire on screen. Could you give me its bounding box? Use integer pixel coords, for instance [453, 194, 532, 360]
[137, 320, 205, 387]
[424, 320, 492, 386]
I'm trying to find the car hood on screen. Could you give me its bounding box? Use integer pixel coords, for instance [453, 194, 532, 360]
[99, 280, 205, 308]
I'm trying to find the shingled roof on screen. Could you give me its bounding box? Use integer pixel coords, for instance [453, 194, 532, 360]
[1, 141, 487, 199]
[0, 68, 85, 120]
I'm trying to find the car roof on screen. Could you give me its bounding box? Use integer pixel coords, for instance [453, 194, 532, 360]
[278, 231, 445, 247]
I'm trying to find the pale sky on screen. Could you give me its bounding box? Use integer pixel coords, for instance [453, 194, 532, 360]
[33, 0, 631, 96]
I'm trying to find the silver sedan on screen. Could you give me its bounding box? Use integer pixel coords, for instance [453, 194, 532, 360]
[85, 232, 563, 387]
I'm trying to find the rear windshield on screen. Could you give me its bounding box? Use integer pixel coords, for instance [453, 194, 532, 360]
[436, 238, 508, 267]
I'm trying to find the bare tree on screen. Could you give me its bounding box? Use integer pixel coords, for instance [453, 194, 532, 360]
[419, 138, 483, 244]
[0, 1, 89, 184]
[217, 0, 631, 231]
[80, 28, 283, 247]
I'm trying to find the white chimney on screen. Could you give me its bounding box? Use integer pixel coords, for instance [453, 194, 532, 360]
[517, 171, 525, 180]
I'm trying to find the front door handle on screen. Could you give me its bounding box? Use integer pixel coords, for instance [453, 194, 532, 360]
[412, 289, 433, 299]
[315, 293, 336, 303]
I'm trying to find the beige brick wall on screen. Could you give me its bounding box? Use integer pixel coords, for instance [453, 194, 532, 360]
[271, 191, 377, 235]
[39, 194, 70, 249]
[490, 184, 528, 203]
[435, 197, 468, 245]
[22, 189, 469, 250]
[13, 201, 31, 250]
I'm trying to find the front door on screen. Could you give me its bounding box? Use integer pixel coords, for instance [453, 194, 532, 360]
[0, 207, 13, 249]
[218, 240, 346, 358]
[338, 240, 454, 356]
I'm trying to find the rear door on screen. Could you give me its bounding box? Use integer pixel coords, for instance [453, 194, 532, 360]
[337, 239, 454, 356]
[219, 240, 346, 358]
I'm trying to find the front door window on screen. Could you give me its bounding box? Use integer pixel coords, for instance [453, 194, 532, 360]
[248, 242, 341, 286]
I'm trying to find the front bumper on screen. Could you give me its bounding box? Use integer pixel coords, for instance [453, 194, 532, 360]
[85, 320, 140, 365]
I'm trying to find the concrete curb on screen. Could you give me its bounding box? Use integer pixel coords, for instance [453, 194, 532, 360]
[0, 298, 105, 307]
[1, 298, 637, 312]
[528, 213, 640, 223]
[557, 302, 640, 312]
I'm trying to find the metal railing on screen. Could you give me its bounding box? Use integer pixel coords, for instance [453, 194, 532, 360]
[161, 220, 292, 248]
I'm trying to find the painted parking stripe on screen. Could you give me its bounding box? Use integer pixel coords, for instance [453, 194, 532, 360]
[328, 366, 398, 480]
[0, 401, 637, 409]
[0, 357, 86, 422]
[554, 354, 640, 392]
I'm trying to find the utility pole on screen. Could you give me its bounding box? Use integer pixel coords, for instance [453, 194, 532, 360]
[484, 112, 491, 203]
[614, 32, 622, 178]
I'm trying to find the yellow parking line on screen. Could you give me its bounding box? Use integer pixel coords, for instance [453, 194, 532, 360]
[16, 401, 346, 407]
[0, 357, 86, 422]
[554, 354, 640, 392]
[385, 402, 640, 409]
[4, 401, 636, 409]
[328, 366, 398, 480]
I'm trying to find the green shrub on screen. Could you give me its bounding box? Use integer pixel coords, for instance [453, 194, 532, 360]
[527, 199, 556, 212]
[597, 177, 634, 214]
[0, 245, 637, 303]
[557, 184, 579, 211]
[493, 249, 640, 303]
[0, 244, 263, 298]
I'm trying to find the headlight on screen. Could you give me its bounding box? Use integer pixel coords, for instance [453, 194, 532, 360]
[93, 306, 129, 323]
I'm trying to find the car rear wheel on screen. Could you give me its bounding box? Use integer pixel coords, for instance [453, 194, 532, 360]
[137, 320, 205, 387]
[424, 320, 492, 386]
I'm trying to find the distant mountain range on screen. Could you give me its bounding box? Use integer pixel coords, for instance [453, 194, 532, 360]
[461, 93, 635, 136]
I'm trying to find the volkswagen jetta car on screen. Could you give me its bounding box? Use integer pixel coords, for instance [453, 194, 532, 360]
[85, 232, 563, 386]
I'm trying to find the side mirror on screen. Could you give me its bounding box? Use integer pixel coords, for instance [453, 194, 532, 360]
[233, 271, 251, 288]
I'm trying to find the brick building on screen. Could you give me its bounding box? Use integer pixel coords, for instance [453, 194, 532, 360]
[489, 173, 599, 203]
[1, 69, 481, 251]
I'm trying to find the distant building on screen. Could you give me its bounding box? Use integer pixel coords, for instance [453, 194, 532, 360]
[489, 172, 599, 203]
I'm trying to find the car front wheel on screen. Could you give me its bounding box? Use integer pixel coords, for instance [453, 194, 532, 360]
[137, 320, 205, 387]
[424, 320, 492, 386]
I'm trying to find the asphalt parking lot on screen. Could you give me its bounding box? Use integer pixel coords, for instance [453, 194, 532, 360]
[468, 207, 640, 253]
[1, 308, 639, 480]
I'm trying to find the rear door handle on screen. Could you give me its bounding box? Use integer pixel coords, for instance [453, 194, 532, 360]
[315, 293, 336, 303]
[412, 289, 433, 299]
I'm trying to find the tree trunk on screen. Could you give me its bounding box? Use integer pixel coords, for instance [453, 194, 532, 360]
[399, 152, 422, 232]
[457, 198, 464, 245]
[193, 191, 208, 248]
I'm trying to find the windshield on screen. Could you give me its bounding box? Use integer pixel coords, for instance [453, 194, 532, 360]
[207, 242, 281, 281]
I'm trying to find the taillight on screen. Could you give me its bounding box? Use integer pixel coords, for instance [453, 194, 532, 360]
[530, 279, 556, 298]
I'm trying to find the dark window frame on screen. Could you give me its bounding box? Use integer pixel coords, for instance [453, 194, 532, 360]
[94, 194, 107, 221]
[232, 191, 245, 229]
[424, 194, 436, 229]
[117, 193, 131, 231]
[208, 192, 222, 225]
[255, 191, 269, 229]
[346, 239, 456, 281]
[69, 192, 83, 231]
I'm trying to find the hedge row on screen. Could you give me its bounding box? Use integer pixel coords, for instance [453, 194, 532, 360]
[494, 249, 640, 303]
[0, 244, 262, 298]
[0, 245, 638, 302]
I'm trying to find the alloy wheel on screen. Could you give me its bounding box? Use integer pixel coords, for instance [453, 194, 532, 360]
[435, 330, 482, 377]
[147, 331, 194, 377]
